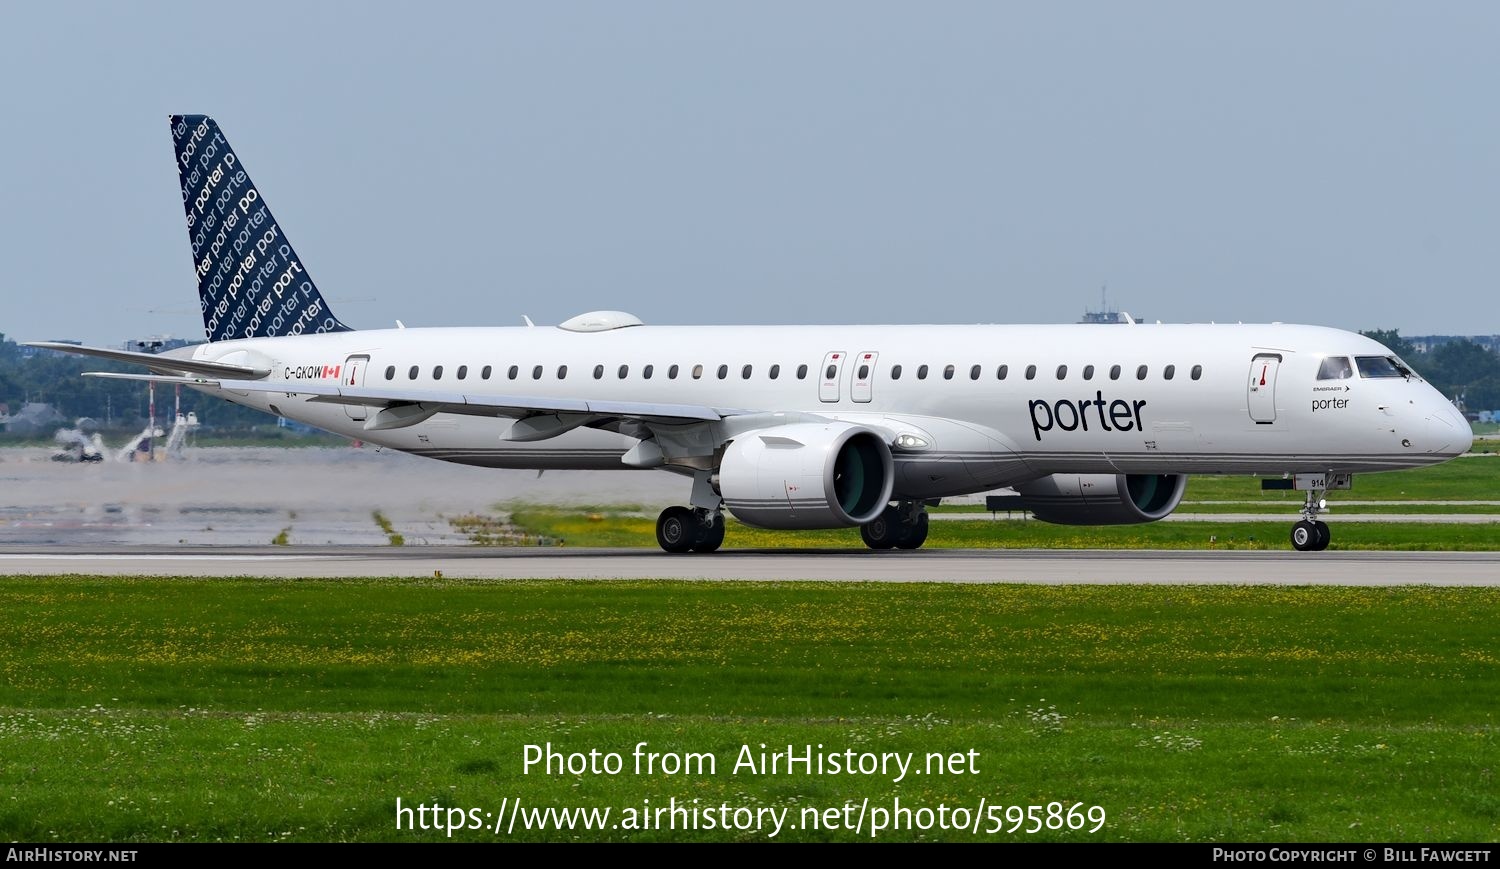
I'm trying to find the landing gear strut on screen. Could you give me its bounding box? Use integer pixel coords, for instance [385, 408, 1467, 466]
[1267, 473, 1349, 552]
[656, 506, 725, 553]
[1290, 488, 1330, 552]
[860, 501, 930, 551]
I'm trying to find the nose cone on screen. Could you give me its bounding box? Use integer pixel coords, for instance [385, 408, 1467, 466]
[1425, 395, 1473, 457]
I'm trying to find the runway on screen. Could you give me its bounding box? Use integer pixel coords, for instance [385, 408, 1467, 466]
[3, 545, 1498, 584]
[4, 447, 1497, 585]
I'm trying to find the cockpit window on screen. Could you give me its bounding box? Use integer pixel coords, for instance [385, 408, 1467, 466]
[1317, 356, 1354, 380]
[1355, 355, 1414, 379]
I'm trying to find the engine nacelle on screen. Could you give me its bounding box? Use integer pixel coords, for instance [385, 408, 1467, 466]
[719, 422, 894, 529]
[1016, 473, 1186, 525]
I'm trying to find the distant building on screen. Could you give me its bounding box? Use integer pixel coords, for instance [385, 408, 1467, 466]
[1407, 335, 1500, 354]
[1078, 289, 1141, 324]
[122, 335, 201, 354]
[1078, 309, 1141, 325]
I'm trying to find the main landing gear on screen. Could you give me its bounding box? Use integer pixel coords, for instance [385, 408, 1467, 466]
[860, 501, 930, 551]
[656, 506, 725, 554]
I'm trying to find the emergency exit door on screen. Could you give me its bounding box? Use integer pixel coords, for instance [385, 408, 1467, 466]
[819, 351, 845, 402]
[851, 351, 878, 402]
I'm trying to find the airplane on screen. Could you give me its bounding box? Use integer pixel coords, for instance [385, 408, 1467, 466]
[28, 115, 1473, 553]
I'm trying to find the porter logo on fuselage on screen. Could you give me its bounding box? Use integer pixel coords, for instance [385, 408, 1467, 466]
[1029, 392, 1148, 442]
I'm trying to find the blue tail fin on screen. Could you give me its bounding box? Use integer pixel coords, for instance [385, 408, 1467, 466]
[170, 115, 353, 341]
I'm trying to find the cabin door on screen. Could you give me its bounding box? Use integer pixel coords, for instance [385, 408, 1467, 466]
[342, 355, 370, 420]
[1247, 354, 1281, 424]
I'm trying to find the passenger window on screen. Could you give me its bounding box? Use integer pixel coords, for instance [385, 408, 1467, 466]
[917, 364, 929, 380]
[1317, 356, 1355, 380]
[618, 364, 629, 379]
[1191, 364, 1202, 381]
[433, 365, 444, 379]
[1025, 365, 1037, 380]
[593, 364, 604, 380]
[408, 365, 418, 380]
[385, 365, 395, 380]
[1056, 365, 1067, 380]
[508, 365, 519, 380]
[718, 365, 729, 380]
[857, 364, 870, 379]
[825, 364, 836, 380]
[769, 364, 780, 380]
[969, 364, 981, 380]
[1082, 364, 1094, 380]
[457, 365, 468, 380]
[481, 365, 492, 380]
[1136, 365, 1148, 380]
[1163, 364, 1175, 380]
[557, 365, 567, 379]
[742, 364, 753, 379]
[891, 364, 902, 380]
[797, 364, 808, 380]
[943, 364, 955, 380]
[1109, 365, 1121, 380]
[668, 364, 680, 380]
[643, 364, 654, 380]
[997, 365, 1008, 380]
[532, 365, 543, 380]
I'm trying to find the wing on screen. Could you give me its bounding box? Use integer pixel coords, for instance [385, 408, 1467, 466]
[82, 371, 745, 427]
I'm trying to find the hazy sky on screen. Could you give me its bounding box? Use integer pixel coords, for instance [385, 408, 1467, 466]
[2, 2, 1497, 346]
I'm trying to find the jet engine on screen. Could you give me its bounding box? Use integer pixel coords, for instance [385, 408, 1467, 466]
[719, 422, 894, 529]
[1016, 473, 1186, 525]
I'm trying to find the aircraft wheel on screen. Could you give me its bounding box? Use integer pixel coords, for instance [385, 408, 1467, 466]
[1290, 520, 1320, 552]
[691, 513, 726, 553]
[860, 506, 900, 550]
[893, 512, 930, 550]
[656, 506, 696, 553]
[1312, 520, 1330, 551]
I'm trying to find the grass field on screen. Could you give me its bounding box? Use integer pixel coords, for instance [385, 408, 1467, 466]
[505, 509, 1500, 551]
[482, 456, 1500, 550]
[1, 578, 1497, 842]
[937, 502, 1500, 514]
[922, 456, 1500, 509]
[1181, 457, 1500, 502]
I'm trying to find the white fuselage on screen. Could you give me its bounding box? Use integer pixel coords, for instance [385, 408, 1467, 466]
[184, 321, 1471, 500]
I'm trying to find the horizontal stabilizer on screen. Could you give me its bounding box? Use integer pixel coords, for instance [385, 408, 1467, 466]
[24, 342, 270, 379]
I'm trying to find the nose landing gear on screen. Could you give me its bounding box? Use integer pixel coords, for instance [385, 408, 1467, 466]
[1264, 473, 1349, 552]
[1290, 518, 1330, 552]
[1289, 488, 1331, 552]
